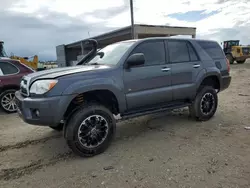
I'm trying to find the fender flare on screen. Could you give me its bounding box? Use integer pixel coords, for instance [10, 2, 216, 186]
[61, 78, 127, 113]
[196, 69, 221, 91]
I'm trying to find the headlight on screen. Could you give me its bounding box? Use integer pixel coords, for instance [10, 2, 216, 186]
[30, 80, 58, 94]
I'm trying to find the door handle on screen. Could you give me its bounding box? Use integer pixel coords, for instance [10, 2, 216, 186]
[193, 64, 200, 68]
[161, 67, 171, 72]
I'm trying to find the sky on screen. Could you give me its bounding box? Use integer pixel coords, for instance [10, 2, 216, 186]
[1, 0, 250, 61]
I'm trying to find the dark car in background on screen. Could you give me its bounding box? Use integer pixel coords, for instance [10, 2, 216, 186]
[0, 58, 34, 113]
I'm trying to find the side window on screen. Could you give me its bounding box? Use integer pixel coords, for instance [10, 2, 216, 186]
[0, 62, 19, 75]
[168, 41, 190, 63]
[197, 41, 224, 59]
[131, 41, 165, 66]
[187, 43, 199, 61]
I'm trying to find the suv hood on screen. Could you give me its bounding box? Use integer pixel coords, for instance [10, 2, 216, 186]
[26, 65, 111, 81]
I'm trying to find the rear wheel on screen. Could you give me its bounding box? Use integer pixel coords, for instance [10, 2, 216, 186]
[226, 54, 234, 64]
[0, 89, 18, 113]
[65, 104, 116, 157]
[189, 86, 218, 121]
[236, 60, 246, 64]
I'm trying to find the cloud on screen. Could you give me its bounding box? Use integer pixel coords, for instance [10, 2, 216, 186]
[106, 0, 250, 43]
[1, 1, 125, 60]
[1, 0, 250, 61]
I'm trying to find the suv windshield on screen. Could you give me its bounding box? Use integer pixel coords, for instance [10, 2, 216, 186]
[87, 41, 135, 65]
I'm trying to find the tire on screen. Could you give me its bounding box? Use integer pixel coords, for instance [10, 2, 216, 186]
[49, 123, 64, 131]
[0, 89, 18, 113]
[65, 104, 116, 157]
[236, 60, 246, 64]
[189, 86, 218, 121]
[226, 54, 234, 64]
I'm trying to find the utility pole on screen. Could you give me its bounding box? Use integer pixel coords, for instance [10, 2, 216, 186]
[130, 0, 135, 39]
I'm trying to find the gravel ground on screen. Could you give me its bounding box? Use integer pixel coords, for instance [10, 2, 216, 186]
[0, 61, 250, 188]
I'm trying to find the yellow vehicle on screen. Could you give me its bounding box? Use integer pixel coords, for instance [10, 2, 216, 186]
[223, 40, 250, 64]
[10, 55, 38, 70]
[0, 40, 38, 70]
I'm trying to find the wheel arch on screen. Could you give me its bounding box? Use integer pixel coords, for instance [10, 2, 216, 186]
[61, 78, 126, 113]
[0, 85, 19, 94]
[197, 73, 221, 92]
[63, 89, 120, 120]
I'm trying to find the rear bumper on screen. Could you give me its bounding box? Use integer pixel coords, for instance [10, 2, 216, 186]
[15, 91, 71, 126]
[220, 75, 231, 91]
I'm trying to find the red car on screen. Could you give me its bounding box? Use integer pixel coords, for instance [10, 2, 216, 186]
[0, 58, 34, 113]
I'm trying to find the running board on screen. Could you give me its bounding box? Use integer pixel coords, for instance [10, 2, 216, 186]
[119, 103, 190, 121]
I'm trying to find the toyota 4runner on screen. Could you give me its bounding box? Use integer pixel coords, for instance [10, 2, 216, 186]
[15, 37, 231, 157]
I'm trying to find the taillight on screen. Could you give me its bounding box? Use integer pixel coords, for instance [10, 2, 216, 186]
[226, 58, 230, 73]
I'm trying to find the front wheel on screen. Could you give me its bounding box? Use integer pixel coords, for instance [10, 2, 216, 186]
[226, 54, 234, 64]
[189, 86, 218, 121]
[65, 104, 116, 157]
[0, 89, 18, 113]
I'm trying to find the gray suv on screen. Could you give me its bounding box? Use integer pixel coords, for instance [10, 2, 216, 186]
[15, 37, 231, 157]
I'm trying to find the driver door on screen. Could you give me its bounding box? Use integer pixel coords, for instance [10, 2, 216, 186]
[123, 40, 172, 110]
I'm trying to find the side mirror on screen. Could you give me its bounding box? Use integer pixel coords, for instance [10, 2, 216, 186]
[125, 53, 145, 68]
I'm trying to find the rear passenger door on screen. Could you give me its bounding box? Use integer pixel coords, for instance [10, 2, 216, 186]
[166, 40, 202, 101]
[123, 40, 172, 110]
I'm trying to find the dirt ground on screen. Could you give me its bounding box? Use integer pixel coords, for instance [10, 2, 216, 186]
[1, 61, 250, 188]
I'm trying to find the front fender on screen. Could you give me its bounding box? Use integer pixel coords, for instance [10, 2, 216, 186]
[62, 78, 127, 113]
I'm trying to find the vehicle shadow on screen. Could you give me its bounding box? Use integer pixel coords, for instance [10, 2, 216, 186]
[115, 108, 195, 140]
[0, 109, 17, 117]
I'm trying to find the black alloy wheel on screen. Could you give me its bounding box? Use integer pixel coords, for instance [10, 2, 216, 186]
[189, 86, 218, 121]
[77, 115, 109, 149]
[65, 104, 116, 157]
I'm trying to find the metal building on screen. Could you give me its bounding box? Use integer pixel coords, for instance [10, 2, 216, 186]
[56, 24, 196, 67]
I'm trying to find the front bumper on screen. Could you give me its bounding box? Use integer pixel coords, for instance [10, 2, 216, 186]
[15, 91, 68, 126]
[220, 75, 231, 91]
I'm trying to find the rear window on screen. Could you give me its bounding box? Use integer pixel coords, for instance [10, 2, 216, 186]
[0, 61, 19, 75]
[198, 41, 225, 59]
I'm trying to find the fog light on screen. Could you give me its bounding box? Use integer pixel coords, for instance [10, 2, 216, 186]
[35, 109, 40, 117]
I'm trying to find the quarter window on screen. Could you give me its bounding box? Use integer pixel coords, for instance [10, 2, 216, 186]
[0, 62, 19, 75]
[168, 41, 190, 63]
[197, 41, 225, 59]
[131, 41, 165, 66]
